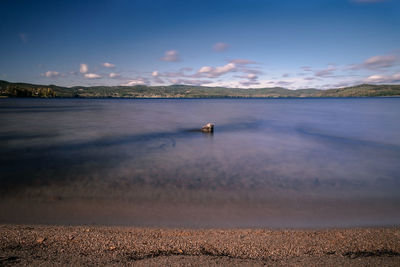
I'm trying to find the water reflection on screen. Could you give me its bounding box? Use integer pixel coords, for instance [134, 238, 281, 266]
[0, 98, 399, 228]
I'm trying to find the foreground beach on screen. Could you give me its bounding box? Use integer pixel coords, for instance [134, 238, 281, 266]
[1, 225, 399, 266]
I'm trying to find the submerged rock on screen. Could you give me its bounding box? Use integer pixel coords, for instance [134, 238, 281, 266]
[201, 123, 214, 133]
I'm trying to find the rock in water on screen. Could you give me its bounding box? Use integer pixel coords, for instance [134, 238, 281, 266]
[201, 123, 214, 133]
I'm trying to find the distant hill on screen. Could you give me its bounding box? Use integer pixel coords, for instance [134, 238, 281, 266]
[1, 80, 400, 98]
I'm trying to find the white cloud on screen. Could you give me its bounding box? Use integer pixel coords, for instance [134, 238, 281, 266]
[109, 72, 120, 78]
[203, 80, 244, 88]
[153, 60, 257, 82]
[365, 73, 400, 83]
[80, 64, 88, 74]
[365, 75, 386, 82]
[236, 73, 259, 87]
[229, 59, 262, 76]
[160, 50, 180, 62]
[213, 42, 229, 52]
[247, 73, 257, 79]
[363, 55, 397, 69]
[102, 62, 115, 68]
[277, 81, 295, 87]
[229, 59, 257, 65]
[213, 63, 236, 75]
[255, 76, 328, 90]
[240, 80, 260, 87]
[200, 76, 320, 89]
[84, 73, 101, 79]
[168, 78, 213, 86]
[41, 71, 60, 78]
[198, 66, 213, 73]
[314, 66, 336, 77]
[121, 79, 146, 86]
[234, 73, 259, 87]
[197, 63, 236, 78]
[151, 68, 197, 79]
[349, 54, 398, 70]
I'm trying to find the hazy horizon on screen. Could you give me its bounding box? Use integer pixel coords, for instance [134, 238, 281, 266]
[3, 79, 400, 91]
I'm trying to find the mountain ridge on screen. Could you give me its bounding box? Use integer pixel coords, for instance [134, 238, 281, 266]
[1, 80, 400, 98]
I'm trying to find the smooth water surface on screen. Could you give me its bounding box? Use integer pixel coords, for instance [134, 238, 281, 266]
[1, 98, 400, 228]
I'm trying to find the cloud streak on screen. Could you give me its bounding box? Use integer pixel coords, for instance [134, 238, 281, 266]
[314, 66, 336, 77]
[229, 59, 257, 65]
[121, 80, 145, 86]
[148, 58, 261, 87]
[365, 73, 400, 83]
[168, 78, 213, 86]
[80, 64, 88, 74]
[109, 73, 120, 78]
[41, 71, 60, 78]
[349, 54, 398, 70]
[102, 62, 115, 68]
[198, 63, 236, 78]
[84, 73, 101, 79]
[362, 55, 397, 69]
[213, 42, 229, 52]
[160, 50, 180, 62]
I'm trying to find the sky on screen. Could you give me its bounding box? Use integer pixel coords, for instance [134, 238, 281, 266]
[1, 0, 400, 89]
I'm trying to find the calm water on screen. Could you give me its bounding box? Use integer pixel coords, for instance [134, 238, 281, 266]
[1, 98, 400, 228]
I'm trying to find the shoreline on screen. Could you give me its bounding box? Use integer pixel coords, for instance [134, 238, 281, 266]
[1, 95, 400, 99]
[1, 225, 400, 266]
[1, 80, 400, 99]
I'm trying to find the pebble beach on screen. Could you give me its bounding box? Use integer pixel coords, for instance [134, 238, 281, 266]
[1, 225, 400, 266]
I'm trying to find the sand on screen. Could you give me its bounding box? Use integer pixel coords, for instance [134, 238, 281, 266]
[1, 225, 400, 266]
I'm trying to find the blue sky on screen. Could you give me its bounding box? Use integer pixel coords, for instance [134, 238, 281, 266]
[1, 0, 400, 89]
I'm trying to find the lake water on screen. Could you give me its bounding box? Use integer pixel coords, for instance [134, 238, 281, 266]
[0, 98, 400, 228]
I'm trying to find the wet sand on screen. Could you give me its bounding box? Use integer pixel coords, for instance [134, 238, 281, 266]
[1, 225, 400, 266]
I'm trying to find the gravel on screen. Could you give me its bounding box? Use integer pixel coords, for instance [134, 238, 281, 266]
[1, 225, 400, 266]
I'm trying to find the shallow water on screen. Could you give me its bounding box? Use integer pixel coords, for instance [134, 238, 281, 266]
[0, 98, 399, 228]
